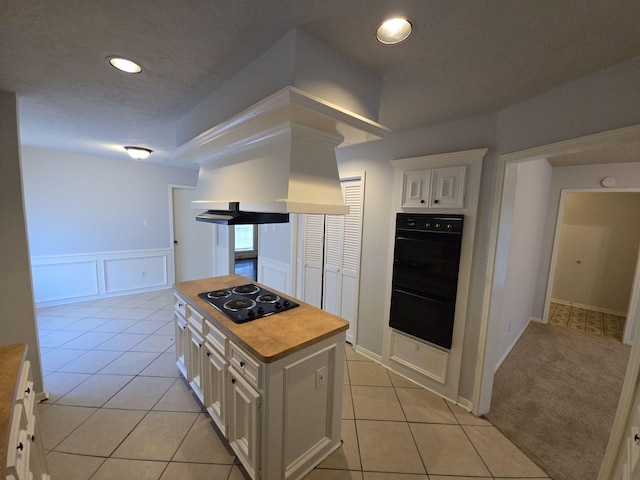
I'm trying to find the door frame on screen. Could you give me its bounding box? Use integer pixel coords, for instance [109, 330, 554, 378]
[472, 124, 640, 480]
[542, 188, 640, 345]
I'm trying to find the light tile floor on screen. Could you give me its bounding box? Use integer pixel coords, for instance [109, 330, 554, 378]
[36, 289, 550, 480]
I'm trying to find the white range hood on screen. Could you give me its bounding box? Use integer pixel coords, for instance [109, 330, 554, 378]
[173, 86, 389, 217]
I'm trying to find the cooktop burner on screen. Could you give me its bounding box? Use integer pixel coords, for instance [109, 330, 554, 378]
[198, 283, 299, 324]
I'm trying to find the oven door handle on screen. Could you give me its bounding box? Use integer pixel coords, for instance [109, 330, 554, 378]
[394, 289, 445, 304]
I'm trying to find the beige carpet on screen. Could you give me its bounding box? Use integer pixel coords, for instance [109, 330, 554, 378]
[485, 321, 631, 480]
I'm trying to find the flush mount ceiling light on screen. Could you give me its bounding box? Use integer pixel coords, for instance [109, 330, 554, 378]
[124, 146, 152, 160]
[108, 56, 143, 74]
[376, 17, 413, 45]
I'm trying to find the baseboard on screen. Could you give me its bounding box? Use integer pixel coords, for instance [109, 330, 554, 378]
[494, 318, 533, 373]
[352, 344, 382, 363]
[550, 298, 626, 317]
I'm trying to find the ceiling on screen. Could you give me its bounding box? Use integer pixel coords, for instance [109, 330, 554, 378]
[2, 0, 639, 165]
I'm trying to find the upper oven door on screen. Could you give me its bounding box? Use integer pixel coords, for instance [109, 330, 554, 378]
[392, 231, 462, 299]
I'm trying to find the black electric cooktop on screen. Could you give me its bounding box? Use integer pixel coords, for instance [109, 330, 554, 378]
[198, 283, 299, 324]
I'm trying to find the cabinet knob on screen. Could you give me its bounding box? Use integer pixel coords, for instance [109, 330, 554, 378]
[231, 378, 236, 384]
[17, 442, 24, 451]
[434, 199, 439, 204]
[206, 352, 211, 357]
[30, 435, 35, 442]
[635, 433, 640, 445]
[25, 387, 31, 395]
[420, 199, 425, 204]
[240, 361, 245, 368]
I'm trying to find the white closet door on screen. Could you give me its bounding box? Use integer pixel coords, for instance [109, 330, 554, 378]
[322, 212, 344, 317]
[300, 214, 325, 308]
[340, 178, 364, 343]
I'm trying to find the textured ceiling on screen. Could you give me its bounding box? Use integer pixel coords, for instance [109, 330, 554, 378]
[1, 0, 640, 165]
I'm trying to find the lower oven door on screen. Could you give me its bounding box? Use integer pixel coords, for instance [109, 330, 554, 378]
[389, 288, 455, 349]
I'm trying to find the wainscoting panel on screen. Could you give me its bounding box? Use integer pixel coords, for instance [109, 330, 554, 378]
[104, 253, 169, 293]
[32, 259, 99, 303]
[31, 249, 173, 307]
[258, 257, 292, 295]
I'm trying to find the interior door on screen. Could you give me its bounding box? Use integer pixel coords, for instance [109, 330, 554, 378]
[300, 214, 325, 308]
[323, 176, 364, 344]
[172, 187, 214, 282]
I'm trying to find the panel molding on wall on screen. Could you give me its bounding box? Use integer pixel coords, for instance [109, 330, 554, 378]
[31, 248, 173, 307]
[258, 257, 291, 294]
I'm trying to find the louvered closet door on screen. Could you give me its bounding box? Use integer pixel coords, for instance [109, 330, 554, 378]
[322, 176, 364, 344]
[300, 214, 325, 308]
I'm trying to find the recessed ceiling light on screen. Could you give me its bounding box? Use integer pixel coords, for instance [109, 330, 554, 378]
[108, 57, 143, 74]
[124, 146, 152, 160]
[376, 17, 413, 45]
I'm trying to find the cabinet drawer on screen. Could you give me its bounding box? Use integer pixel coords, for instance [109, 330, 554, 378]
[205, 319, 227, 356]
[229, 341, 261, 389]
[15, 360, 35, 417]
[174, 293, 187, 317]
[187, 304, 205, 331]
[6, 403, 29, 480]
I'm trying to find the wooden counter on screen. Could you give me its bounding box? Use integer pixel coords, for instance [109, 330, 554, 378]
[174, 275, 349, 363]
[0, 343, 27, 479]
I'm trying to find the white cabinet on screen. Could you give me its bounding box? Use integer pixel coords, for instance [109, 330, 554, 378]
[401, 169, 431, 207]
[228, 366, 261, 480]
[174, 293, 188, 378]
[6, 357, 50, 480]
[430, 165, 466, 208]
[401, 166, 466, 209]
[173, 287, 346, 480]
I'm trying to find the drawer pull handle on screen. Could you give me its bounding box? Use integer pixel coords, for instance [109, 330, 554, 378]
[240, 361, 245, 368]
[17, 442, 24, 451]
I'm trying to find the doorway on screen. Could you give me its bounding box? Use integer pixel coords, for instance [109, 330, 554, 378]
[546, 191, 640, 344]
[235, 225, 258, 281]
[170, 186, 214, 282]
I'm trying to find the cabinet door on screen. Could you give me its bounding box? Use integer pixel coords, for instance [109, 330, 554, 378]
[228, 367, 261, 480]
[187, 324, 204, 403]
[430, 166, 466, 208]
[204, 343, 228, 437]
[402, 169, 430, 207]
[175, 313, 187, 378]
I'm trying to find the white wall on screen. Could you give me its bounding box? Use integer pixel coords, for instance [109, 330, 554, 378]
[0, 92, 44, 392]
[21, 147, 198, 255]
[553, 193, 640, 313]
[496, 159, 552, 365]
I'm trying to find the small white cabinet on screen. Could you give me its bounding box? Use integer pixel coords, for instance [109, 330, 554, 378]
[174, 293, 188, 377]
[401, 165, 466, 209]
[430, 165, 466, 208]
[401, 169, 431, 207]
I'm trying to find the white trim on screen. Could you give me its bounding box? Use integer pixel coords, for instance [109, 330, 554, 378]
[390, 148, 489, 169]
[493, 318, 535, 373]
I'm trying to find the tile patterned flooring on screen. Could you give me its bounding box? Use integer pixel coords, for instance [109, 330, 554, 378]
[548, 302, 626, 341]
[35, 289, 550, 480]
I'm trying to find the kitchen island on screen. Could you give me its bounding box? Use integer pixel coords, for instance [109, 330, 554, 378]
[173, 275, 348, 480]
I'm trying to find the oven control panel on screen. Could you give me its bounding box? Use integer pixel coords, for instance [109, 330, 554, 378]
[396, 213, 463, 234]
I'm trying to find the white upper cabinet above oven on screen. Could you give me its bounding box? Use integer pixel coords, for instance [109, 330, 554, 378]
[400, 165, 466, 209]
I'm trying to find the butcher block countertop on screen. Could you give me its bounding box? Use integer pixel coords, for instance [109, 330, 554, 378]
[0, 343, 27, 479]
[174, 275, 349, 363]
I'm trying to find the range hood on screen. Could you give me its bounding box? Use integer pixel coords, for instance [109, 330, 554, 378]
[196, 202, 289, 225]
[173, 86, 389, 221]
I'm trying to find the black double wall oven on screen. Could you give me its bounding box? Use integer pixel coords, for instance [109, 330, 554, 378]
[389, 213, 464, 350]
